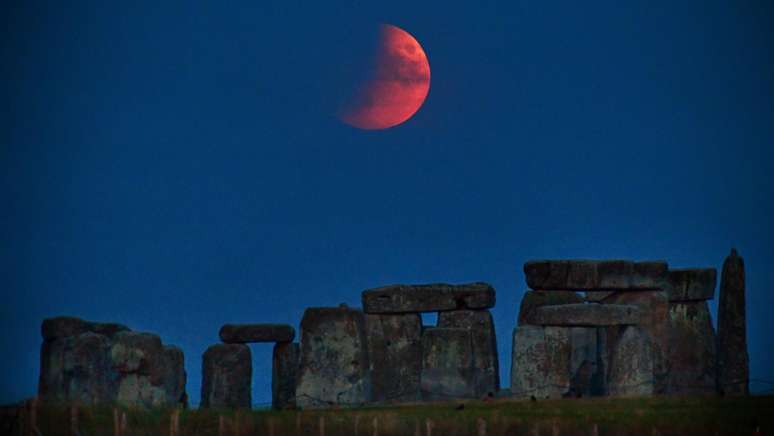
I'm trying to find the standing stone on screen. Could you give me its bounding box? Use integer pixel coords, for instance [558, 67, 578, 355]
[517, 291, 584, 326]
[296, 307, 371, 409]
[162, 346, 187, 406]
[510, 326, 571, 399]
[607, 326, 654, 397]
[717, 248, 749, 395]
[38, 317, 186, 407]
[664, 301, 716, 395]
[602, 291, 669, 394]
[362, 282, 496, 313]
[272, 342, 300, 409]
[364, 313, 422, 403]
[200, 344, 252, 408]
[568, 327, 601, 397]
[420, 328, 476, 400]
[437, 310, 499, 397]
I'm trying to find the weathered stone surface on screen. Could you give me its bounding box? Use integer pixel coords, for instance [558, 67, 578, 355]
[42, 316, 129, 342]
[585, 291, 614, 302]
[219, 324, 295, 343]
[420, 328, 476, 400]
[296, 307, 371, 409]
[272, 342, 299, 409]
[603, 291, 669, 394]
[524, 260, 668, 291]
[39, 332, 116, 404]
[523, 303, 641, 326]
[568, 327, 603, 397]
[607, 326, 654, 397]
[38, 317, 186, 407]
[200, 344, 252, 408]
[662, 268, 717, 301]
[664, 301, 716, 395]
[510, 326, 571, 399]
[517, 290, 584, 326]
[438, 310, 499, 396]
[162, 346, 187, 406]
[717, 249, 749, 395]
[362, 282, 495, 314]
[365, 313, 422, 403]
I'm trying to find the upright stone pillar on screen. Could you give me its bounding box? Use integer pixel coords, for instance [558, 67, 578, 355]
[438, 310, 499, 397]
[607, 326, 654, 397]
[272, 342, 299, 409]
[200, 344, 252, 408]
[364, 313, 422, 403]
[420, 327, 476, 400]
[295, 307, 372, 409]
[511, 325, 571, 399]
[717, 249, 749, 395]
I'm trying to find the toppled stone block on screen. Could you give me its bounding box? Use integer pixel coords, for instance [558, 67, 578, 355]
[438, 310, 499, 396]
[296, 307, 371, 409]
[524, 260, 668, 291]
[365, 313, 422, 403]
[219, 324, 295, 343]
[717, 249, 749, 396]
[38, 317, 186, 407]
[607, 326, 654, 397]
[362, 282, 495, 314]
[662, 268, 716, 301]
[522, 303, 641, 326]
[664, 301, 716, 395]
[420, 328, 476, 400]
[272, 342, 300, 409]
[200, 344, 252, 408]
[510, 325, 571, 399]
[517, 290, 584, 326]
[603, 291, 669, 393]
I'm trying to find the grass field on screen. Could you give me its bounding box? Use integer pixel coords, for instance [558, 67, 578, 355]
[2, 395, 773, 435]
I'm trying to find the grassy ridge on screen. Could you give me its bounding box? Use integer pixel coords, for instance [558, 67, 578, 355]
[3, 395, 773, 435]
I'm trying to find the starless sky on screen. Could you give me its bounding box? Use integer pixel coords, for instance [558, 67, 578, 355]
[2, 1, 774, 405]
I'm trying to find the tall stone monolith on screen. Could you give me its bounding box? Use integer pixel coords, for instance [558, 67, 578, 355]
[717, 248, 749, 395]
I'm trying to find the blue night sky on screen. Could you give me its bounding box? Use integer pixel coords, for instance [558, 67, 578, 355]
[2, 1, 774, 405]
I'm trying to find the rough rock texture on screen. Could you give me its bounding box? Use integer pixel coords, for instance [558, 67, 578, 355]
[219, 324, 295, 344]
[420, 328, 476, 400]
[662, 268, 717, 302]
[606, 326, 654, 397]
[38, 317, 186, 407]
[272, 342, 299, 409]
[717, 249, 749, 395]
[362, 282, 495, 314]
[364, 313, 422, 403]
[523, 303, 641, 326]
[296, 307, 371, 409]
[510, 326, 571, 399]
[200, 344, 252, 408]
[603, 291, 669, 394]
[517, 291, 584, 326]
[585, 291, 614, 302]
[524, 260, 668, 291]
[568, 327, 603, 397]
[664, 301, 716, 395]
[438, 310, 500, 396]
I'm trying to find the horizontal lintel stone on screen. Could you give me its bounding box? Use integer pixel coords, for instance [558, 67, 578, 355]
[524, 260, 668, 291]
[362, 282, 495, 314]
[662, 268, 716, 301]
[219, 324, 295, 343]
[522, 303, 641, 326]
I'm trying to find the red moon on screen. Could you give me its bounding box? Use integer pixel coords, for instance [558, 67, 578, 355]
[340, 24, 431, 130]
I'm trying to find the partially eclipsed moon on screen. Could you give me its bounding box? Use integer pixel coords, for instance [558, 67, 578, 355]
[340, 24, 431, 130]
